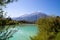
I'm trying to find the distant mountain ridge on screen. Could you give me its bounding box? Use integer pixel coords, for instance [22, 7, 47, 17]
[12, 12, 48, 22]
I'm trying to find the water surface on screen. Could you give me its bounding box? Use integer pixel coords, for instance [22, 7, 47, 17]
[0, 24, 39, 40]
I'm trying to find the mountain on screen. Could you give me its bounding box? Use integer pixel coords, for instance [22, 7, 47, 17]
[12, 12, 48, 22]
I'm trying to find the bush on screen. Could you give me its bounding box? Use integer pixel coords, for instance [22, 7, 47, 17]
[31, 16, 60, 40]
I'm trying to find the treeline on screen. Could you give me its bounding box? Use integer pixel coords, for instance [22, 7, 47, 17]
[0, 18, 19, 26]
[31, 16, 60, 40]
[18, 20, 35, 24]
[0, 0, 18, 26]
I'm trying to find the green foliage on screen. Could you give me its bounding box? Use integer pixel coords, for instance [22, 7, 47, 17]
[0, 9, 3, 18]
[0, 0, 18, 27]
[0, 0, 17, 6]
[0, 0, 18, 18]
[0, 18, 19, 30]
[55, 32, 60, 40]
[0, 0, 18, 40]
[31, 16, 60, 40]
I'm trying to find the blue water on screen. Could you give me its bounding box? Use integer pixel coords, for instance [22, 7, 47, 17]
[0, 24, 39, 40]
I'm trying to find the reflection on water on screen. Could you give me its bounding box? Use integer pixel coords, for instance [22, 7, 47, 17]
[0, 24, 39, 40]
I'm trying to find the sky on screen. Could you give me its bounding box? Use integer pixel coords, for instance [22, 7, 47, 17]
[4, 0, 60, 18]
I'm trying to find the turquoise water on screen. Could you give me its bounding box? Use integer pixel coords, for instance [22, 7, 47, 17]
[0, 24, 39, 40]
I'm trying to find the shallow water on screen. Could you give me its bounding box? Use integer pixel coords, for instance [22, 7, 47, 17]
[0, 24, 39, 40]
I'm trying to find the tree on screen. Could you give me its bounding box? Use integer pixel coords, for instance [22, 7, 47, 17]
[31, 16, 60, 40]
[0, 0, 17, 6]
[0, 9, 3, 18]
[0, 0, 17, 18]
[0, 0, 18, 40]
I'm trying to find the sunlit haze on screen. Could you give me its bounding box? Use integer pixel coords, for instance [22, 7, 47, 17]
[4, 0, 60, 18]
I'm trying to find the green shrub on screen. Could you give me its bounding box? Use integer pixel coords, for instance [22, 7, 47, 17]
[31, 16, 60, 40]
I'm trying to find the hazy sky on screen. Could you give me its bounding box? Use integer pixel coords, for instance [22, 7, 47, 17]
[4, 0, 60, 17]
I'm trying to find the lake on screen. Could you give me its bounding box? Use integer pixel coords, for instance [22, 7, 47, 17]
[0, 24, 39, 40]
